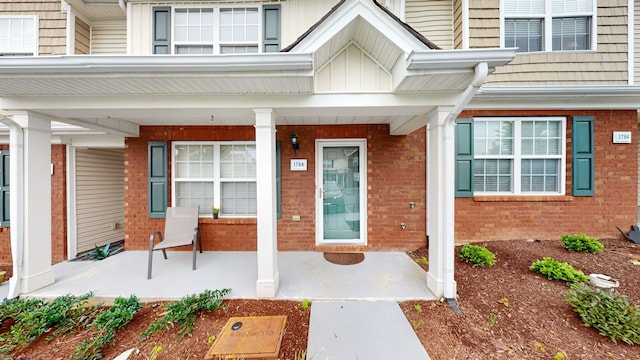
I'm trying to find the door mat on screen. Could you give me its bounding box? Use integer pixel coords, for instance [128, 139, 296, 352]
[323, 252, 365, 265]
[205, 315, 286, 360]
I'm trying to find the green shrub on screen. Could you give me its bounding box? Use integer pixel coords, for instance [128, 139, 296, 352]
[565, 283, 640, 344]
[459, 244, 496, 267]
[529, 257, 589, 284]
[561, 233, 604, 253]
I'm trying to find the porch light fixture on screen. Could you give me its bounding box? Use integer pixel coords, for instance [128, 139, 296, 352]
[290, 132, 299, 154]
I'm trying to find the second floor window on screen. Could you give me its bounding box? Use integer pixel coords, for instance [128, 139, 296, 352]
[0, 16, 37, 56]
[503, 0, 594, 53]
[154, 6, 268, 55]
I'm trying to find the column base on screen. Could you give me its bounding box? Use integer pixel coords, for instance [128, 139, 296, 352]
[426, 271, 456, 299]
[19, 267, 55, 294]
[256, 272, 280, 298]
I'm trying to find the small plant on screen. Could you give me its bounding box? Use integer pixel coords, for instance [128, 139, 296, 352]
[87, 242, 123, 260]
[561, 233, 604, 253]
[412, 320, 423, 330]
[565, 283, 640, 345]
[489, 313, 498, 327]
[554, 351, 566, 360]
[530, 257, 589, 284]
[150, 345, 164, 360]
[499, 297, 509, 308]
[414, 304, 422, 313]
[141, 288, 231, 340]
[532, 341, 546, 353]
[301, 298, 310, 310]
[459, 244, 496, 267]
[73, 295, 142, 360]
[415, 257, 428, 266]
[293, 350, 307, 360]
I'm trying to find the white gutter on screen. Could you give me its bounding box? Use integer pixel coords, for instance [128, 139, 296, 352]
[407, 48, 516, 70]
[0, 53, 314, 74]
[0, 115, 24, 300]
[445, 61, 488, 125]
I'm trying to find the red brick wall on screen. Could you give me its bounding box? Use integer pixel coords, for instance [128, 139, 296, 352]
[455, 110, 638, 243]
[124, 125, 428, 252]
[0, 144, 68, 276]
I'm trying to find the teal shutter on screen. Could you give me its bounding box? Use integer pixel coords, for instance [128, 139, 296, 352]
[276, 141, 282, 219]
[148, 142, 168, 218]
[572, 116, 595, 196]
[0, 151, 9, 227]
[262, 5, 281, 52]
[455, 119, 474, 197]
[152, 7, 171, 54]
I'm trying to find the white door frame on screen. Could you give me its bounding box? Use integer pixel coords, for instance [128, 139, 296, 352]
[315, 139, 367, 246]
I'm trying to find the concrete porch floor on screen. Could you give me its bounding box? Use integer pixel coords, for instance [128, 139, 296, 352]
[2, 251, 437, 302]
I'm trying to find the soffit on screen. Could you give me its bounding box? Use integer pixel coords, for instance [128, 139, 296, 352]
[66, 0, 126, 20]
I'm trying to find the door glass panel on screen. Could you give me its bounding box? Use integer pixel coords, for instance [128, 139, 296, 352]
[322, 146, 360, 240]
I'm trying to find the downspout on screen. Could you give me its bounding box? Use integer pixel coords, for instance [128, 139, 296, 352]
[118, 0, 126, 12]
[443, 62, 488, 305]
[0, 115, 24, 300]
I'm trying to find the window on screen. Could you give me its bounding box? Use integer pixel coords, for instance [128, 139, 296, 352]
[0, 16, 37, 56]
[153, 6, 277, 55]
[503, 0, 594, 53]
[172, 142, 256, 217]
[473, 117, 566, 195]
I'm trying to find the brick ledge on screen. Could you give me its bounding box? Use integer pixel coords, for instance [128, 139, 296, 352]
[473, 196, 574, 202]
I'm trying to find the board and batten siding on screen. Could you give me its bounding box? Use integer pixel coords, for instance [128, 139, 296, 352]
[316, 43, 391, 92]
[75, 148, 125, 254]
[91, 20, 126, 54]
[75, 17, 90, 54]
[405, 0, 453, 49]
[0, 0, 67, 55]
[479, 0, 629, 85]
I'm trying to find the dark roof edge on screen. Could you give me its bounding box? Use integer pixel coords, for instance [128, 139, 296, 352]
[281, 0, 440, 52]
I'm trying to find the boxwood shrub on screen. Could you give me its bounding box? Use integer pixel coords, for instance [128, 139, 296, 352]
[561, 233, 604, 254]
[529, 257, 589, 284]
[459, 244, 496, 267]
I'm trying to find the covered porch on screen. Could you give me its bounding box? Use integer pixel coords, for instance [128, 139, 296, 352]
[0, 250, 436, 302]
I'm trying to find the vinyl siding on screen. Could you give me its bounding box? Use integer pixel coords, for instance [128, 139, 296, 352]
[74, 17, 90, 54]
[91, 20, 126, 54]
[633, 0, 640, 85]
[0, 0, 66, 55]
[405, 0, 453, 49]
[280, 0, 339, 48]
[316, 43, 391, 92]
[75, 148, 124, 254]
[453, 0, 463, 48]
[473, 0, 630, 85]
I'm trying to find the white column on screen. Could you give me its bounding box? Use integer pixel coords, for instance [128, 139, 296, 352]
[254, 108, 279, 298]
[426, 107, 456, 299]
[12, 111, 55, 294]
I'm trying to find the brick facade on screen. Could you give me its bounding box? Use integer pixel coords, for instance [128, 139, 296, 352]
[455, 109, 638, 242]
[124, 124, 428, 252]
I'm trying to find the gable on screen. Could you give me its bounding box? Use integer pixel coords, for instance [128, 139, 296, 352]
[316, 43, 391, 92]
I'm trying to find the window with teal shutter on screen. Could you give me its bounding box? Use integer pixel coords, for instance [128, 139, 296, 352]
[152, 7, 171, 54]
[455, 119, 474, 197]
[571, 116, 594, 196]
[148, 142, 168, 218]
[0, 151, 9, 227]
[262, 4, 281, 52]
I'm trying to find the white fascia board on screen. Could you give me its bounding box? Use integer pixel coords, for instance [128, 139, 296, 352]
[0, 53, 314, 75]
[470, 86, 640, 110]
[407, 48, 516, 70]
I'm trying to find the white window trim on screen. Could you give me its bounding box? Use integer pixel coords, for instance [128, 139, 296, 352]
[171, 141, 257, 218]
[170, 5, 262, 55]
[500, 0, 597, 52]
[0, 15, 38, 56]
[473, 117, 567, 196]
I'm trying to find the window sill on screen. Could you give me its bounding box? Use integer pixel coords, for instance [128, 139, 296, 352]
[473, 196, 573, 202]
[199, 218, 257, 225]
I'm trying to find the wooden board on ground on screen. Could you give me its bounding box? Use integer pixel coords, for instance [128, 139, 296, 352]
[205, 315, 287, 359]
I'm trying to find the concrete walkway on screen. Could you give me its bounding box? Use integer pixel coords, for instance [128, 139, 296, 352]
[308, 300, 431, 359]
[0, 251, 436, 358]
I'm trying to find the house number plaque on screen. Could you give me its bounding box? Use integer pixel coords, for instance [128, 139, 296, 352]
[290, 159, 307, 171]
[613, 131, 632, 144]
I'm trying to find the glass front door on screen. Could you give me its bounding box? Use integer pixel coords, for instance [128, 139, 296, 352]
[316, 140, 367, 245]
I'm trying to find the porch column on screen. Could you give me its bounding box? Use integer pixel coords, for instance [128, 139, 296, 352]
[426, 107, 456, 299]
[10, 111, 55, 294]
[254, 108, 279, 298]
